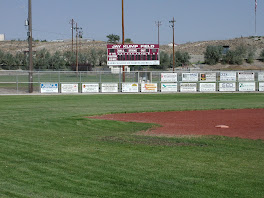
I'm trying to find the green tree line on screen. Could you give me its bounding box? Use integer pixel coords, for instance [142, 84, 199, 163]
[204, 45, 264, 65]
[0, 49, 107, 70]
[0, 48, 191, 70]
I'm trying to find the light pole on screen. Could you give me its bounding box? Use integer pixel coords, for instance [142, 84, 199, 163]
[169, 17, 176, 72]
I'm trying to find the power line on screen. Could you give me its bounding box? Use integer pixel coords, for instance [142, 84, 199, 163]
[32, 28, 68, 36]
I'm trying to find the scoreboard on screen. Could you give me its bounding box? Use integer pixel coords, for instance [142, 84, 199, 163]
[107, 44, 160, 66]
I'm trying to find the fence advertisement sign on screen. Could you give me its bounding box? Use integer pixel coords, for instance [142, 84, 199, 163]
[180, 83, 197, 92]
[259, 82, 264, 91]
[122, 83, 139, 93]
[61, 84, 78, 93]
[141, 83, 157, 92]
[220, 72, 236, 81]
[258, 72, 264, 81]
[219, 83, 236, 92]
[161, 73, 177, 82]
[239, 82, 255, 92]
[200, 83, 216, 92]
[238, 72, 254, 81]
[101, 83, 118, 93]
[161, 83, 178, 92]
[40, 83, 58, 93]
[182, 73, 198, 82]
[200, 73, 216, 81]
[82, 83, 99, 93]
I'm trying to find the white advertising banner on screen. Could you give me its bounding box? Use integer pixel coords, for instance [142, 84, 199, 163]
[219, 83, 236, 92]
[200, 83, 216, 92]
[238, 72, 254, 81]
[161, 83, 178, 92]
[82, 83, 99, 93]
[258, 72, 264, 81]
[101, 83, 118, 93]
[141, 83, 157, 92]
[200, 73, 216, 82]
[259, 82, 264, 91]
[61, 84, 79, 93]
[239, 82, 255, 92]
[40, 83, 59, 93]
[182, 73, 198, 82]
[161, 73, 178, 82]
[122, 83, 139, 93]
[180, 83, 197, 92]
[220, 72, 236, 81]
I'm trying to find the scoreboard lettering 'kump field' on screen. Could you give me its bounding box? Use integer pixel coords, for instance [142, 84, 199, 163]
[107, 44, 160, 66]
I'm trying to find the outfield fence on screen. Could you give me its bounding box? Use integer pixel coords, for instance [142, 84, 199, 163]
[0, 70, 263, 94]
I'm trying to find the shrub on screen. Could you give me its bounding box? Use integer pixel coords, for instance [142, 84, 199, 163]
[204, 45, 223, 65]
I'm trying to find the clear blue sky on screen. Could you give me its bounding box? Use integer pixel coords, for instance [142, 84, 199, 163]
[1, 0, 263, 44]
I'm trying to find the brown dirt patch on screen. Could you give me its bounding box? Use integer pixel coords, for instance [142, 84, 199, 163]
[90, 109, 264, 140]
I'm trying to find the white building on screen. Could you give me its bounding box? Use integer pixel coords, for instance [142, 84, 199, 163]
[0, 34, 5, 41]
[168, 42, 178, 47]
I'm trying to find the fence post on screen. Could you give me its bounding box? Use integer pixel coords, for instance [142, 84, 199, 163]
[16, 74, 18, 94]
[79, 71, 82, 93]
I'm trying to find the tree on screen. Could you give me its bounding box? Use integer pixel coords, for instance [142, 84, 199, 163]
[49, 52, 66, 70]
[222, 45, 251, 65]
[169, 51, 190, 68]
[246, 46, 256, 64]
[175, 51, 190, 67]
[97, 49, 107, 66]
[204, 45, 223, 65]
[106, 34, 120, 44]
[15, 52, 27, 68]
[124, 38, 133, 43]
[260, 49, 264, 62]
[158, 51, 170, 70]
[34, 49, 51, 70]
[89, 49, 98, 66]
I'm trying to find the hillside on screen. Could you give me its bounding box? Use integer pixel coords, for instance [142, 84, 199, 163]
[1, 36, 264, 55]
[1, 36, 264, 70]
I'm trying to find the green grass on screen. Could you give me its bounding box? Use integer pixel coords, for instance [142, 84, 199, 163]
[0, 93, 263, 197]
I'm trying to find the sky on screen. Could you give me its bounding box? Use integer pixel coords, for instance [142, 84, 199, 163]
[0, 0, 263, 44]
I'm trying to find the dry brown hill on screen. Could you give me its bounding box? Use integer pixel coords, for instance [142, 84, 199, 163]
[1, 36, 264, 56]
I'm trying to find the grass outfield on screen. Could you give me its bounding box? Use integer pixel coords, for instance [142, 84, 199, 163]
[0, 93, 263, 197]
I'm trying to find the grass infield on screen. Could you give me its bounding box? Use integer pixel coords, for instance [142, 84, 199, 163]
[0, 93, 263, 197]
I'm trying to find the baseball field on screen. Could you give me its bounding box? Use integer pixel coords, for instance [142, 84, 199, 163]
[0, 93, 263, 197]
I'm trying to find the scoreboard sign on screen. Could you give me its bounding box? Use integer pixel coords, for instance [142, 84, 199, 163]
[107, 44, 160, 66]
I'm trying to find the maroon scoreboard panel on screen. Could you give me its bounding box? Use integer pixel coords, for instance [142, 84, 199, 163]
[107, 44, 160, 66]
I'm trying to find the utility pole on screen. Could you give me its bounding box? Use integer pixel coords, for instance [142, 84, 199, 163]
[73, 23, 82, 72]
[255, 0, 257, 36]
[69, 19, 75, 53]
[155, 21, 162, 45]
[122, 0, 125, 82]
[169, 17, 176, 72]
[28, 0, 33, 93]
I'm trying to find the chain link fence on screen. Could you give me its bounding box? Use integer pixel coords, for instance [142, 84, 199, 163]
[0, 70, 263, 94]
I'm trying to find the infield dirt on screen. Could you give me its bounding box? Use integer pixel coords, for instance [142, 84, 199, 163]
[91, 109, 264, 140]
